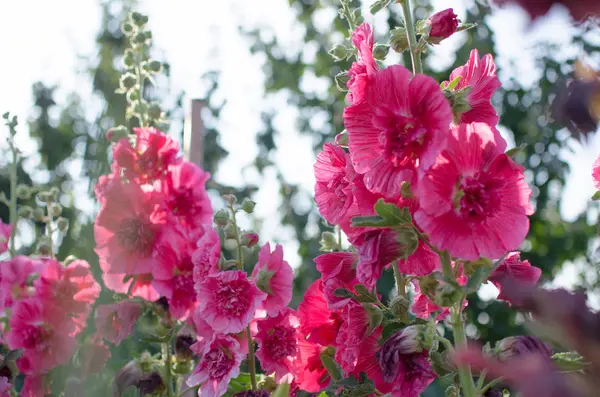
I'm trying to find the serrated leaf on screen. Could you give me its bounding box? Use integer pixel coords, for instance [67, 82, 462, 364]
[382, 321, 403, 339]
[369, 0, 392, 14]
[552, 352, 589, 371]
[351, 215, 395, 228]
[374, 199, 412, 226]
[593, 191, 600, 201]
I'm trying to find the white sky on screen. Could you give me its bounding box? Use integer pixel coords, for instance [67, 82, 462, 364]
[0, 0, 599, 301]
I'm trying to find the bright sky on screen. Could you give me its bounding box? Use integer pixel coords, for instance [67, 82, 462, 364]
[0, 0, 599, 302]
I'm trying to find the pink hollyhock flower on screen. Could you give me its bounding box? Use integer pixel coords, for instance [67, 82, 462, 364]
[346, 23, 378, 104]
[94, 173, 116, 205]
[0, 256, 40, 310]
[443, 49, 501, 126]
[0, 222, 12, 255]
[113, 127, 180, 183]
[353, 328, 392, 394]
[153, 231, 199, 320]
[102, 270, 160, 301]
[593, 153, 600, 190]
[161, 162, 213, 230]
[351, 229, 403, 289]
[187, 334, 245, 397]
[255, 308, 299, 382]
[21, 375, 49, 397]
[79, 336, 111, 380]
[335, 302, 371, 374]
[295, 333, 329, 393]
[0, 376, 10, 397]
[192, 226, 221, 288]
[252, 243, 293, 316]
[315, 252, 356, 283]
[35, 259, 100, 333]
[489, 252, 541, 302]
[95, 180, 167, 275]
[313, 143, 356, 225]
[377, 348, 436, 397]
[344, 65, 452, 198]
[427, 9, 459, 43]
[412, 292, 450, 321]
[415, 122, 533, 260]
[191, 310, 216, 355]
[95, 301, 142, 345]
[195, 270, 266, 334]
[398, 239, 440, 276]
[7, 299, 77, 374]
[297, 280, 343, 346]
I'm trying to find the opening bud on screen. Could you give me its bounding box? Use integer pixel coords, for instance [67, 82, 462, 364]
[16, 184, 31, 200]
[390, 27, 409, 53]
[373, 43, 390, 61]
[56, 217, 69, 233]
[389, 295, 410, 322]
[106, 126, 129, 143]
[496, 336, 552, 361]
[241, 198, 256, 214]
[329, 44, 349, 62]
[335, 71, 350, 92]
[222, 194, 237, 205]
[425, 9, 459, 45]
[18, 205, 34, 219]
[241, 232, 259, 248]
[213, 209, 229, 226]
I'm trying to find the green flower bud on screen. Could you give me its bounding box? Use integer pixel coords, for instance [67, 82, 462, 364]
[214, 209, 229, 226]
[389, 295, 410, 322]
[433, 284, 462, 308]
[49, 187, 60, 202]
[18, 205, 34, 219]
[224, 238, 238, 252]
[56, 217, 69, 232]
[123, 49, 136, 69]
[147, 103, 162, 120]
[37, 191, 53, 204]
[390, 27, 409, 53]
[335, 71, 350, 92]
[134, 101, 148, 115]
[351, 8, 364, 25]
[16, 184, 32, 200]
[120, 73, 137, 91]
[241, 198, 256, 214]
[50, 203, 62, 217]
[373, 43, 390, 61]
[33, 207, 45, 221]
[329, 44, 349, 62]
[319, 231, 339, 252]
[121, 21, 136, 36]
[134, 32, 148, 45]
[147, 60, 163, 73]
[418, 274, 438, 296]
[224, 223, 237, 239]
[37, 237, 52, 256]
[130, 12, 148, 27]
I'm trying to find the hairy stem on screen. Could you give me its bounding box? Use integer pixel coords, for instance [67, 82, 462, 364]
[8, 147, 17, 257]
[399, 0, 423, 74]
[46, 201, 54, 259]
[163, 342, 174, 397]
[451, 301, 477, 397]
[392, 261, 406, 297]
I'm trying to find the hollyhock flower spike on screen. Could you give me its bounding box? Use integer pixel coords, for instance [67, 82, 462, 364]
[95, 179, 169, 275]
[195, 270, 267, 334]
[187, 334, 245, 397]
[252, 243, 293, 316]
[254, 308, 299, 382]
[344, 65, 452, 198]
[0, 222, 12, 255]
[415, 122, 533, 260]
[95, 301, 142, 346]
[443, 49, 501, 126]
[346, 23, 378, 104]
[488, 252, 541, 302]
[427, 9, 459, 44]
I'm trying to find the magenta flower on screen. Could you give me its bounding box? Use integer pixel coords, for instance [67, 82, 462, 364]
[191, 310, 216, 355]
[187, 335, 245, 397]
[0, 256, 40, 310]
[335, 302, 371, 374]
[427, 9, 459, 43]
[255, 308, 299, 382]
[376, 349, 436, 397]
[0, 222, 12, 255]
[161, 162, 213, 230]
[344, 65, 452, 198]
[593, 153, 600, 190]
[294, 332, 329, 393]
[489, 252, 542, 302]
[95, 301, 142, 346]
[95, 180, 167, 275]
[192, 226, 221, 288]
[7, 299, 77, 374]
[252, 243, 293, 316]
[347, 23, 378, 104]
[443, 49, 501, 126]
[351, 229, 403, 289]
[0, 376, 10, 397]
[297, 280, 344, 347]
[315, 252, 358, 310]
[101, 270, 159, 301]
[196, 270, 266, 334]
[415, 122, 533, 260]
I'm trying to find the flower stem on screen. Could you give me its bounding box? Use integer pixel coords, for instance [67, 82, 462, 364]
[451, 301, 476, 397]
[46, 202, 54, 259]
[246, 325, 258, 390]
[8, 147, 17, 257]
[479, 377, 504, 395]
[392, 261, 406, 297]
[163, 342, 174, 397]
[399, 0, 423, 74]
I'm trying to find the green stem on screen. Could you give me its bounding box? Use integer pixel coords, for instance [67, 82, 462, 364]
[8, 148, 17, 257]
[177, 385, 199, 397]
[399, 0, 423, 74]
[163, 342, 174, 397]
[412, 224, 441, 255]
[392, 261, 406, 297]
[46, 202, 54, 259]
[341, 0, 356, 32]
[451, 302, 476, 397]
[479, 377, 504, 395]
[229, 206, 244, 270]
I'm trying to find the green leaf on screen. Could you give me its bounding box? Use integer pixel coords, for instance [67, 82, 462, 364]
[351, 215, 394, 228]
[506, 143, 527, 158]
[369, 0, 392, 14]
[4, 348, 23, 362]
[465, 266, 492, 293]
[592, 191, 600, 201]
[552, 352, 589, 372]
[443, 75, 462, 91]
[456, 22, 477, 32]
[382, 321, 404, 339]
[374, 199, 412, 225]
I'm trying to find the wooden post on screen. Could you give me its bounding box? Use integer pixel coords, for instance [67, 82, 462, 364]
[184, 99, 205, 167]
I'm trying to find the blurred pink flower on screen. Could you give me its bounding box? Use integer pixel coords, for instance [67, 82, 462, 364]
[489, 252, 542, 302]
[252, 243, 293, 316]
[95, 301, 142, 346]
[427, 9, 459, 43]
[0, 222, 12, 255]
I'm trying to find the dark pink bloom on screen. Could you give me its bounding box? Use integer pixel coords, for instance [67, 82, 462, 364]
[195, 270, 266, 334]
[161, 162, 213, 230]
[297, 280, 343, 346]
[427, 9, 459, 43]
[315, 252, 358, 309]
[21, 375, 49, 397]
[0, 256, 40, 310]
[0, 222, 12, 255]
[351, 229, 403, 289]
[187, 334, 245, 397]
[252, 243, 293, 316]
[153, 230, 199, 320]
[191, 310, 216, 355]
[79, 336, 111, 380]
[0, 376, 9, 397]
[346, 23, 378, 104]
[34, 259, 100, 334]
[295, 332, 329, 393]
[593, 153, 600, 190]
[493, 0, 600, 22]
[255, 308, 299, 382]
[412, 292, 450, 321]
[354, 328, 392, 394]
[113, 127, 180, 183]
[377, 349, 436, 397]
[7, 299, 77, 374]
[344, 65, 452, 198]
[95, 180, 167, 275]
[95, 301, 142, 346]
[102, 271, 159, 301]
[192, 226, 221, 288]
[314, 143, 355, 225]
[489, 252, 541, 302]
[415, 122, 533, 260]
[335, 302, 371, 374]
[443, 50, 501, 126]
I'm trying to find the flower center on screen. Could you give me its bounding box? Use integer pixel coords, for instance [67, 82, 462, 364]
[377, 111, 427, 168]
[264, 326, 297, 361]
[327, 173, 350, 200]
[116, 218, 156, 256]
[168, 188, 198, 217]
[216, 280, 250, 317]
[22, 324, 52, 351]
[453, 175, 495, 218]
[205, 347, 233, 381]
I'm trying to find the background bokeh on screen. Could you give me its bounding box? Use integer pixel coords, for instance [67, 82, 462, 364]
[1, 0, 600, 395]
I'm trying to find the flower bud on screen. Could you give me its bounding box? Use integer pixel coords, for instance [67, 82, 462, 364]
[241, 198, 256, 214]
[33, 207, 45, 221]
[223, 223, 237, 239]
[319, 231, 338, 252]
[127, 90, 140, 103]
[433, 284, 462, 308]
[147, 60, 163, 74]
[389, 295, 410, 321]
[130, 12, 149, 27]
[351, 8, 364, 25]
[373, 43, 390, 61]
[329, 44, 349, 62]
[121, 21, 136, 35]
[16, 184, 31, 200]
[37, 237, 52, 256]
[222, 194, 237, 205]
[213, 209, 229, 226]
[56, 217, 69, 233]
[426, 9, 459, 44]
[224, 238, 239, 252]
[241, 232, 259, 248]
[18, 205, 34, 219]
[175, 335, 196, 361]
[106, 126, 129, 143]
[37, 191, 53, 204]
[390, 27, 409, 53]
[120, 73, 138, 91]
[335, 71, 350, 92]
[496, 336, 552, 361]
[123, 49, 136, 68]
[147, 103, 162, 120]
[50, 203, 62, 217]
[137, 372, 164, 395]
[376, 326, 425, 382]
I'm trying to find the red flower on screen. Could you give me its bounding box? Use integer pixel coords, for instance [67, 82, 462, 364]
[297, 280, 343, 346]
[489, 252, 541, 302]
[335, 302, 371, 374]
[415, 122, 533, 260]
[351, 229, 403, 290]
[255, 308, 299, 382]
[344, 65, 452, 198]
[315, 252, 358, 310]
[427, 9, 459, 43]
[294, 333, 329, 393]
